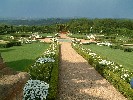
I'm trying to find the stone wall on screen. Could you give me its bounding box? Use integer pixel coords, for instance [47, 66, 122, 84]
[0, 54, 30, 100]
[0, 53, 5, 70]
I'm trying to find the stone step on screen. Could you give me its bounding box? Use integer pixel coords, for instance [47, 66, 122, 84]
[0, 63, 6, 70]
[0, 67, 16, 78]
[0, 72, 29, 100]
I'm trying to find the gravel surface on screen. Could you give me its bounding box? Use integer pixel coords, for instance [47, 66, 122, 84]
[58, 34, 127, 100]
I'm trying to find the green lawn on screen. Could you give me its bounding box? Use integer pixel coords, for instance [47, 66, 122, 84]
[39, 33, 55, 37]
[0, 34, 11, 40]
[69, 34, 87, 39]
[0, 42, 49, 71]
[83, 44, 133, 71]
[116, 36, 130, 41]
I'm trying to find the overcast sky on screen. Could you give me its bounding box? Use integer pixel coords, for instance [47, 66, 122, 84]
[0, 0, 133, 19]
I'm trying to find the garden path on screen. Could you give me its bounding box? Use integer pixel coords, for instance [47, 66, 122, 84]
[58, 34, 127, 100]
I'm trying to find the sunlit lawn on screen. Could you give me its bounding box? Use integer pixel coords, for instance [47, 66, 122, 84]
[40, 33, 55, 37]
[69, 34, 87, 39]
[0, 42, 50, 71]
[83, 44, 133, 71]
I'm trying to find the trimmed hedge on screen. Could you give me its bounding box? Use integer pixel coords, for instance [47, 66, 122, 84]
[110, 44, 120, 49]
[26, 43, 60, 100]
[0, 43, 7, 48]
[0, 41, 21, 48]
[72, 44, 133, 99]
[104, 70, 133, 100]
[12, 34, 30, 37]
[110, 44, 133, 52]
[47, 45, 60, 100]
[124, 47, 133, 52]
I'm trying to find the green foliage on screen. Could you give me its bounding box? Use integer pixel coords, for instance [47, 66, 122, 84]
[124, 47, 133, 52]
[68, 34, 87, 39]
[26, 43, 60, 100]
[0, 41, 21, 48]
[104, 36, 116, 39]
[28, 63, 53, 83]
[47, 45, 60, 100]
[0, 43, 7, 48]
[110, 44, 133, 52]
[104, 70, 133, 99]
[1, 18, 133, 38]
[39, 33, 55, 38]
[12, 33, 30, 37]
[110, 44, 120, 49]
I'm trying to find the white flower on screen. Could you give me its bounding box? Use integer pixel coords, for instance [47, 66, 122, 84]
[123, 74, 129, 77]
[36, 57, 55, 64]
[99, 60, 112, 65]
[23, 80, 49, 100]
[89, 53, 96, 56]
[114, 66, 118, 69]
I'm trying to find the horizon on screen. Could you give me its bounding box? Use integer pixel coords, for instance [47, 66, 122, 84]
[1, 17, 133, 20]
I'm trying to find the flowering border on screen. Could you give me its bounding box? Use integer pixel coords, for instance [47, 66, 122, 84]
[72, 43, 133, 99]
[23, 40, 59, 100]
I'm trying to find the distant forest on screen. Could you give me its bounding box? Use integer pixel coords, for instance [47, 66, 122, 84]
[0, 18, 71, 25]
[0, 18, 133, 37]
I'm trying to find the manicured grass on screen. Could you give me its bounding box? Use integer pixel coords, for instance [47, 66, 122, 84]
[83, 44, 133, 71]
[39, 33, 55, 37]
[69, 34, 87, 39]
[0, 34, 11, 40]
[0, 42, 50, 71]
[116, 36, 130, 41]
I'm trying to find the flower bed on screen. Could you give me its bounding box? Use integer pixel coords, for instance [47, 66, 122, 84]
[72, 43, 133, 99]
[23, 40, 60, 100]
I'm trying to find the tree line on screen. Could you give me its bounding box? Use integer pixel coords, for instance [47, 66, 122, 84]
[67, 18, 133, 37]
[0, 18, 133, 37]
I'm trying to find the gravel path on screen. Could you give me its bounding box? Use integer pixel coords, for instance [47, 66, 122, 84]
[58, 35, 127, 100]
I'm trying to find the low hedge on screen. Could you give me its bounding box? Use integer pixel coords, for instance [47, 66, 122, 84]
[47, 45, 60, 100]
[0, 43, 7, 48]
[0, 41, 21, 48]
[124, 47, 133, 52]
[26, 43, 60, 100]
[9, 41, 21, 47]
[104, 70, 133, 99]
[110, 44, 120, 49]
[72, 43, 133, 99]
[12, 34, 30, 37]
[110, 45, 133, 52]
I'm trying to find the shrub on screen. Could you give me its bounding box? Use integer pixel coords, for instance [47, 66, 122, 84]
[7, 41, 21, 47]
[47, 46, 59, 100]
[21, 34, 30, 37]
[124, 47, 133, 52]
[26, 42, 60, 100]
[11, 34, 22, 37]
[104, 36, 116, 39]
[0, 41, 21, 48]
[104, 70, 133, 99]
[110, 44, 119, 49]
[0, 43, 7, 48]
